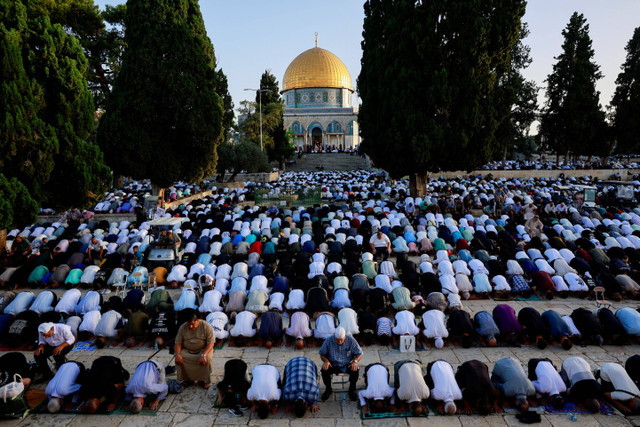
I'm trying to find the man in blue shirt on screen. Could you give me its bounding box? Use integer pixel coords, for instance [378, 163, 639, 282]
[319, 327, 362, 401]
[282, 357, 320, 417]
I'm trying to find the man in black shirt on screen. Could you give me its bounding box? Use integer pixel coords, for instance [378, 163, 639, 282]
[217, 359, 251, 409]
[78, 356, 130, 413]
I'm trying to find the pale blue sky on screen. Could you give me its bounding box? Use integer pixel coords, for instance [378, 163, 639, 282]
[95, 0, 640, 117]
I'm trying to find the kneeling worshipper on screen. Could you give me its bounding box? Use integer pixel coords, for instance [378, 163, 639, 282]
[394, 359, 430, 416]
[455, 360, 500, 415]
[358, 363, 395, 415]
[598, 362, 640, 413]
[247, 364, 281, 419]
[425, 360, 463, 414]
[217, 359, 251, 411]
[77, 356, 130, 413]
[174, 309, 215, 388]
[285, 311, 313, 349]
[44, 361, 85, 413]
[125, 360, 168, 412]
[421, 309, 449, 348]
[560, 356, 602, 413]
[527, 358, 567, 409]
[492, 357, 536, 412]
[282, 357, 321, 417]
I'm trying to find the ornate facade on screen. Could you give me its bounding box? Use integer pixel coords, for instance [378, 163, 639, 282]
[281, 45, 360, 150]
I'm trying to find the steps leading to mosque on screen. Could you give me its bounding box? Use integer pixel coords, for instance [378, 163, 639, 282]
[284, 153, 371, 172]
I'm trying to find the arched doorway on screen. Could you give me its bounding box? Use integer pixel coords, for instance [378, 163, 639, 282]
[311, 127, 323, 149]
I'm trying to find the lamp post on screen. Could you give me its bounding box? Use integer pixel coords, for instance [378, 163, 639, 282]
[244, 87, 272, 151]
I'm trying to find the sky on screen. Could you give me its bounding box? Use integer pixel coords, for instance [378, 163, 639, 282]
[95, 0, 640, 118]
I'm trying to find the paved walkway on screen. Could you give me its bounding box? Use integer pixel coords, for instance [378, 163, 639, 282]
[4, 296, 640, 426]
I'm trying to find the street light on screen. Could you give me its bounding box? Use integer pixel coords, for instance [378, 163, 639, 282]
[244, 87, 272, 151]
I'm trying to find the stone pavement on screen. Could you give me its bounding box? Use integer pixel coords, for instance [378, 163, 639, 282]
[3, 296, 640, 426]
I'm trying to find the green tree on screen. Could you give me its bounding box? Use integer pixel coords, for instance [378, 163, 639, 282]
[214, 68, 234, 141]
[26, 1, 126, 110]
[0, 0, 110, 210]
[241, 70, 295, 169]
[358, 0, 526, 195]
[540, 12, 606, 160]
[612, 27, 640, 155]
[215, 140, 270, 182]
[494, 23, 539, 165]
[0, 173, 38, 231]
[98, 0, 224, 192]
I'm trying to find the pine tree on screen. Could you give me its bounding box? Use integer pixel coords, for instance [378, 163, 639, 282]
[358, 0, 526, 194]
[540, 12, 606, 160]
[98, 0, 224, 190]
[612, 27, 640, 155]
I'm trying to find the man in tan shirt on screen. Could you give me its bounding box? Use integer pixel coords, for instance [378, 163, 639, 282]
[174, 309, 215, 388]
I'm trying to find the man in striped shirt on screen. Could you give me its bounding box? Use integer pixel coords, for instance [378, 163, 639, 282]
[282, 357, 320, 417]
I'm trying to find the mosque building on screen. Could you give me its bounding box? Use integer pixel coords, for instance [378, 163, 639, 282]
[281, 37, 360, 151]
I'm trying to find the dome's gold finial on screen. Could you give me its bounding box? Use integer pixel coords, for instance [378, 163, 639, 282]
[315, 32, 318, 47]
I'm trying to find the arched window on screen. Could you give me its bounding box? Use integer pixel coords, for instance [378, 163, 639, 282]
[327, 121, 342, 134]
[289, 121, 304, 134]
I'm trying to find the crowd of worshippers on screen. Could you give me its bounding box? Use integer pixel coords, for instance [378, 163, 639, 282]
[3, 171, 640, 351]
[481, 158, 640, 171]
[3, 320, 640, 418]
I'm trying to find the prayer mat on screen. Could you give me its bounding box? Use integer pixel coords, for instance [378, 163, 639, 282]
[492, 294, 516, 301]
[543, 399, 614, 415]
[71, 340, 96, 352]
[213, 340, 226, 350]
[516, 294, 542, 301]
[25, 388, 47, 410]
[111, 397, 164, 415]
[359, 405, 429, 420]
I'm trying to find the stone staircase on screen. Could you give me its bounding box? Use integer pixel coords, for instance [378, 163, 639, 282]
[285, 153, 371, 172]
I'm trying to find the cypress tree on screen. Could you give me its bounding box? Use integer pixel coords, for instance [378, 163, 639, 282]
[1, 0, 110, 213]
[98, 0, 224, 190]
[358, 0, 526, 194]
[612, 27, 640, 155]
[540, 12, 605, 160]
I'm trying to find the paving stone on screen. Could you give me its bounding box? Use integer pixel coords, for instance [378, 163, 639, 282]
[592, 414, 632, 426]
[291, 417, 334, 427]
[247, 418, 290, 426]
[18, 413, 76, 427]
[409, 416, 459, 426]
[115, 413, 174, 427]
[335, 419, 362, 427]
[67, 414, 126, 427]
[171, 412, 215, 427]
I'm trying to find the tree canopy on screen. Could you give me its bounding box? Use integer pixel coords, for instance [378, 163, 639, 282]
[240, 70, 294, 168]
[0, 0, 110, 222]
[98, 0, 224, 189]
[611, 27, 640, 155]
[540, 12, 606, 159]
[358, 0, 527, 187]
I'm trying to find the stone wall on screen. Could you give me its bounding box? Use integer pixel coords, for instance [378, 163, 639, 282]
[212, 172, 280, 183]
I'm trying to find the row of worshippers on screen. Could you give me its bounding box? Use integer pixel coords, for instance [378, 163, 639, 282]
[214, 332, 640, 419]
[0, 310, 218, 414]
[3, 272, 640, 355]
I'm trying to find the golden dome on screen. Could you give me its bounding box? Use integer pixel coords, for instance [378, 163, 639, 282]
[282, 47, 353, 92]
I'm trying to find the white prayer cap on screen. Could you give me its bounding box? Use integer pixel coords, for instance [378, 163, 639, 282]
[435, 337, 444, 349]
[334, 327, 346, 340]
[39, 322, 54, 334]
